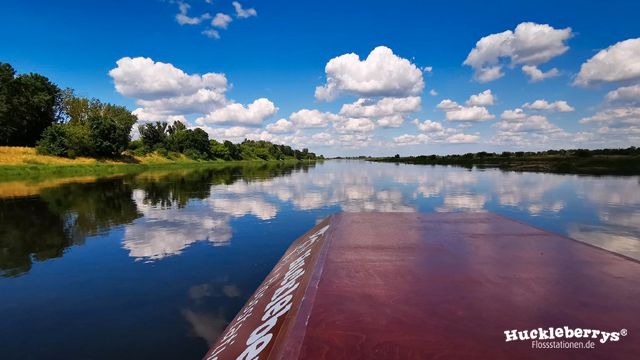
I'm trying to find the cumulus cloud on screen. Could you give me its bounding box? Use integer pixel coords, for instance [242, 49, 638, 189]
[523, 99, 575, 112]
[579, 107, 640, 127]
[132, 108, 187, 124]
[522, 65, 559, 82]
[109, 57, 227, 100]
[493, 109, 567, 145]
[201, 29, 220, 39]
[232, 1, 257, 18]
[393, 133, 433, 145]
[606, 84, 640, 104]
[575, 38, 640, 86]
[289, 109, 341, 128]
[393, 119, 473, 145]
[212, 13, 232, 29]
[265, 118, 294, 133]
[195, 98, 277, 126]
[429, 89, 438, 96]
[580, 102, 640, 147]
[110, 57, 279, 129]
[446, 133, 480, 143]
[464, 22, 572, 82]
[500, 108, 528, 120]
[376, 115, 405, 128]
[413, 119, 444, 132]
[466, 89, 495, 106]
[315, 46, 424, 101]
[333, 117, 376, 133]
[393, 131, 478, 145]
[136, 89, 227, 114]
[176, 2, 211, 25]
[437, 99, 495, 122]
[339, 96, 421, 118]
[309, 132, 330, 142]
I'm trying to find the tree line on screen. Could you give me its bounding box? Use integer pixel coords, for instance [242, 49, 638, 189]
[372, 147, 640, 175]
[0, 62, 320, 161]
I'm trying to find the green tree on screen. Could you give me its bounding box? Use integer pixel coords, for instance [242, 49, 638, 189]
[210, 139, 229, 160]
[0, 63, 62, 146]
[37, 92, 136, 158]
[224, 140, 241, 160]
[139, 122, 168, 150]
[88, 115, 131, 157]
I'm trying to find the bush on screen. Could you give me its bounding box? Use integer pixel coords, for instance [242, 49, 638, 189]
[184, 148, 205, 160]
[155, 147, 169, 158]
[88, 116, 130, 157]
[36, 124, 69, 157]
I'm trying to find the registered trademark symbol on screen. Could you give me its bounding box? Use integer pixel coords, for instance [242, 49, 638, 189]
[620, 329, 627, 336]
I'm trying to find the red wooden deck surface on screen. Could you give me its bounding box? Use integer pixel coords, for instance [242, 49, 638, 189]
[204, 212, 640, 360]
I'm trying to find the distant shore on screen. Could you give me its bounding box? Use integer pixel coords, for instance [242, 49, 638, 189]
[0, 147, 320, 181]
[369, 149, 640, 176]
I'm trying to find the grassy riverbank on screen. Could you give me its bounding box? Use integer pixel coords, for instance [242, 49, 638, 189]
[371, 148, 640, 175]
[0, 147, 318, 181]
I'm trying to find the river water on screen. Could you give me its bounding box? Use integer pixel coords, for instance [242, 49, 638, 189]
[1, 160, 639, 359]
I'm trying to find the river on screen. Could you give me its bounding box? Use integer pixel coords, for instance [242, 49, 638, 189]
[1, 160, 639, 359]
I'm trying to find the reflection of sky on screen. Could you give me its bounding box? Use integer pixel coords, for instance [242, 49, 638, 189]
[123, 190, 232, 261]
[122, 161, 640, 261]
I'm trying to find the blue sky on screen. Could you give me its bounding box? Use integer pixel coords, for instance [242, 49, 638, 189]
[2, 0, 639, 156]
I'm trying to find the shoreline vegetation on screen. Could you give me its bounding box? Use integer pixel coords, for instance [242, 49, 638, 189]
[0, 146, 321, 182]
[367, 147, 640, 175]
[0, 62, 322, 181]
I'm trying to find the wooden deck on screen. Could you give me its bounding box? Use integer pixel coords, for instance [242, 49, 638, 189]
[203, 212, 640, 360]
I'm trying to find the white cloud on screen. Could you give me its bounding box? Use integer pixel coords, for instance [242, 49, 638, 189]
[500, 108, 528, 120]
[311, 132, 332, 142]
[393, 131, 478, 145]
[606, 84, 640, 104]
[198, 126, 254, 142]
[464, 22, 572, 82]
[394, 119, 471, 145]
[212, 13, 232, 29]
[333, 117, 376, 133]
[289, 109, 340, 128]
[393, 133, 432, 145]
[232, 1, 257, 18]
[429, 89, 438, 96]
[195, 98, 277, 126]
[176, 2, 211, 25]
[521, 65, 559, 82]
[446, 133, 480, 144]
[131, 108, 187, 124]
[575, 38, 640, 86]
[437, 99, 495, 122]
[136, 88, 227, 114]
[523, 99, 575, 112]
[265, 118, 294, 133]
[413, 119, 444, 132]
[339, 96, 421, 118]
[465, 89, 495, 106]
[315, 46, 424, 101]
[109, 57, 227, 100]
[493, 109, 568, 145]
[201, 29, 220, 39]
[579, 107, 640, 127]
[376, 115, 405, 128]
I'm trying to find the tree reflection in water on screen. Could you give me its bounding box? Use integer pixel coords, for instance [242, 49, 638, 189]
[0, 161, 315, 277]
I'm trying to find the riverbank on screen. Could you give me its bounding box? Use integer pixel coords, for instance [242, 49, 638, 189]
[370, 152, 640, 175]
[0, 147, 319, 181]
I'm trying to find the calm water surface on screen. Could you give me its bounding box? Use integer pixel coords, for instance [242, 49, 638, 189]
[1, 160, 639, 359]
